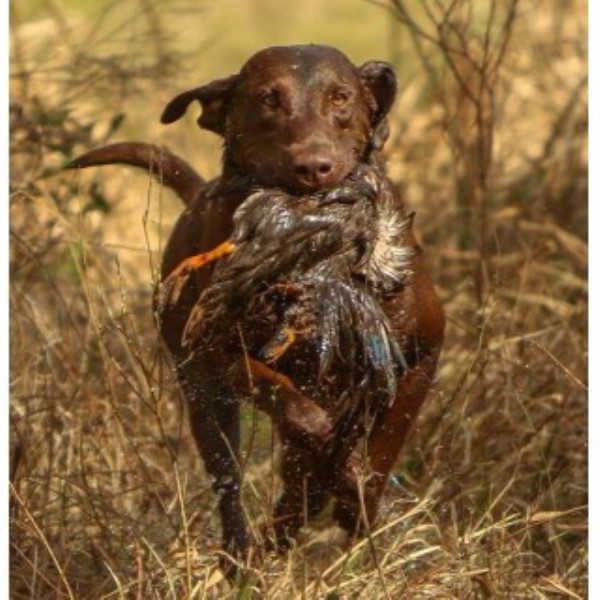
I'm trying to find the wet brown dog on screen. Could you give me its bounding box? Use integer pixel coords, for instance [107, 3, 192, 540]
[69, 45, 445, 574]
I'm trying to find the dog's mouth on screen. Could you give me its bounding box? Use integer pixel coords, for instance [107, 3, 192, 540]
[260, 160, 354, 196]
[225, 144, 363, 196]
[283, 178, 340, 195]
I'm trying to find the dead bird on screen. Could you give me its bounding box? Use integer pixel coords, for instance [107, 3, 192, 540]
[161, 162, 412, 399]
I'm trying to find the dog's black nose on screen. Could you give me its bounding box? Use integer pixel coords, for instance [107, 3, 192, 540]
[293, 154, 335, 189]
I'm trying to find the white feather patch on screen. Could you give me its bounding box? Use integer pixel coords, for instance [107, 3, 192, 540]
[367, 197, 414, 289]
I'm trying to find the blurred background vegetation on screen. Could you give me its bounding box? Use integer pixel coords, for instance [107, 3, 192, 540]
[10, 0, 587, 598]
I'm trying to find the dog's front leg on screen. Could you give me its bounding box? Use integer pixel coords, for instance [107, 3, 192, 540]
[174, 352, 248, 574]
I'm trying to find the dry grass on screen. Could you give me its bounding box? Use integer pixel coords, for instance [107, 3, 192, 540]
[10, 0, 587, 598]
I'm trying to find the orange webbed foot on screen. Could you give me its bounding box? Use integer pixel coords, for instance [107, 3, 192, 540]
[262, 327, 299, 363]
[248, 359, 332, 450]
[158, 240, 237, 310]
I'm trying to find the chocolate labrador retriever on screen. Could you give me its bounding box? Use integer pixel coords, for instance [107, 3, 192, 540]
[69, 44, 445, 574]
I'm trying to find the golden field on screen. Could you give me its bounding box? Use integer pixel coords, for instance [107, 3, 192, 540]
[10, 1, 587, 597]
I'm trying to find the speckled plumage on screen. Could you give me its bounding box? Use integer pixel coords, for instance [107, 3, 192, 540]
[171, 162, 415, 449]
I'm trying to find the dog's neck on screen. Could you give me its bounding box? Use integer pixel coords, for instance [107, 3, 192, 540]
[204, 157, 257, 199]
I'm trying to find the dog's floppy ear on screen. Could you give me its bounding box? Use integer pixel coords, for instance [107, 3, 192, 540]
[160, 74, 238, 136]
[359, 61, 398, 150]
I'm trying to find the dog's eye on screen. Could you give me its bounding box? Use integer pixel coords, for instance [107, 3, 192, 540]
[331, 89, 351, 107]
[259, 89, 280, 109]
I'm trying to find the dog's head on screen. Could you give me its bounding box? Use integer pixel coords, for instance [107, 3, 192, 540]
[161, 45, 397, 194]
